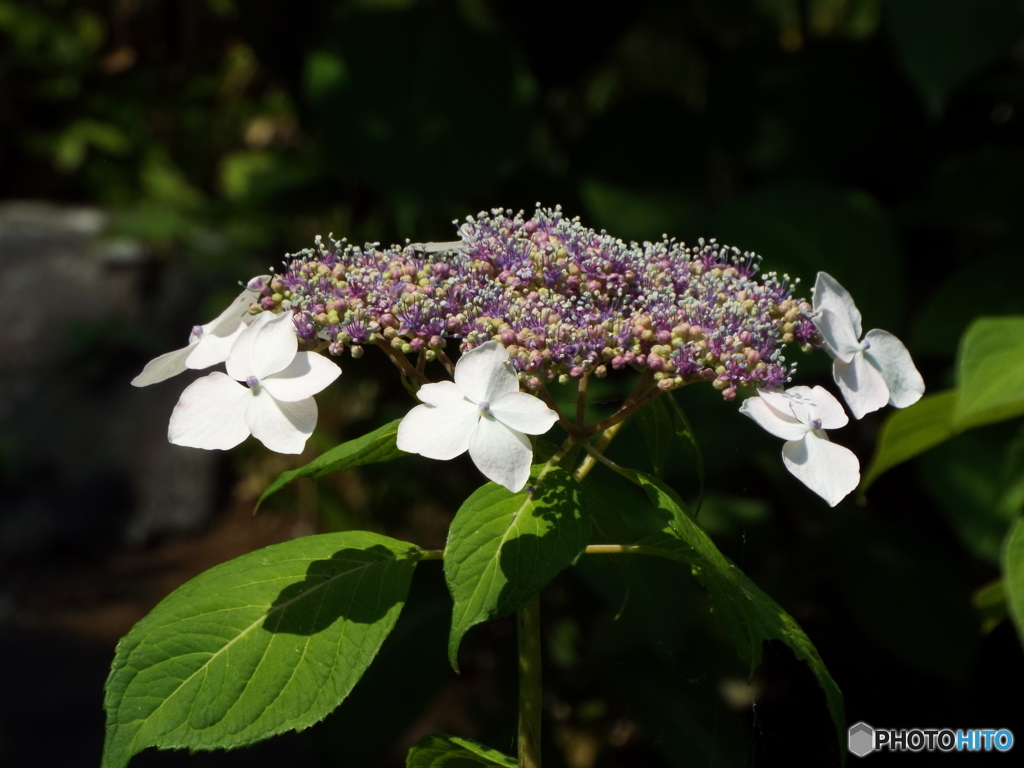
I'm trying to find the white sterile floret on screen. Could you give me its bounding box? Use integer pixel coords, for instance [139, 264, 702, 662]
[812, 272, 925, 419]
[397, 341, 559, 492]
[131, 275, 270, 387]
[740, 385, 860, 507]
[168, 311, 340, 454]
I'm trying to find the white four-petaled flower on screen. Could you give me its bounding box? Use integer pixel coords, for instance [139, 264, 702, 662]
[812, 272, 924, 419]
[168, 311, 341, 454]
[131, 275, 270, 387]
[740, 385, 860, 507]
[397, 341, 559, 492]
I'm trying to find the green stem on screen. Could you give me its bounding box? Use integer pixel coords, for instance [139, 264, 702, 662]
[517, 594, 543, 768]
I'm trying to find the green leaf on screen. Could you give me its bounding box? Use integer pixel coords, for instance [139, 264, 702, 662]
[886, 0, 1024, 115]
[256, 419, 404, 510]
[954, 317, 1024, 431]
[406, 733, 516, 768]
[861, 390, 957, 491]
[102, 532, 421, 768]
[444, 467, 590, 670]
[607, 467, 845, 753]
[1001, 516, 1024, 648]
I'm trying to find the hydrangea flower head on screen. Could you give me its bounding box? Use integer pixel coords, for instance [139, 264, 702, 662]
[264, 207, 820, 400]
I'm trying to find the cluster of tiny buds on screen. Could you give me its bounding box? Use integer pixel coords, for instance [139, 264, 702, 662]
[251, 206, 821, 400]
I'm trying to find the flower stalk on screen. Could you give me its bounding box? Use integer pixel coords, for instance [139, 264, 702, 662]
[517, 594, 543, 768]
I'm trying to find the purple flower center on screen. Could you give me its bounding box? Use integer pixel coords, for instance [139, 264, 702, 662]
[810, 418, 822, 430]
[478, 401, 491, 414]
[246, 375, 260, 388]
[861, 339, 871, 351]
[191, 325, 204, 337]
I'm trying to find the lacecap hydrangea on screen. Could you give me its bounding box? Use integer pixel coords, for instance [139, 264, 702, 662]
[258, 206, 820, 399]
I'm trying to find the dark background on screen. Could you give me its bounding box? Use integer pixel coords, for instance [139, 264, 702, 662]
[2, 0, 1024, 766]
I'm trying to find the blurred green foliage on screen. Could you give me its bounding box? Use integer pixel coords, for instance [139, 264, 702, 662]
[4, 0, 1024, 766]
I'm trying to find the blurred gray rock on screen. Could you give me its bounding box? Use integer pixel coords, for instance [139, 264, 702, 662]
[0, 201, 218, 560]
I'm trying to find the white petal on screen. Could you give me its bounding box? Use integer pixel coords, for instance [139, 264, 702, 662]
[740, 394, 809, 441]
[245, 393, 317, 454]
[417, 380, 471, 408]
[260, 352, 341, 402]
[202, 277, 268, 336]
[781, 432, 860, 507]
[813, 272, 862, 339]
[814, 308, 863, 363]
[184, 320, 246, 370]
[490, 391, 559, 435]
[132, 345, 193, 387]
[454, 341, 519, 405]
[863, 329, 925, 409]
[468, 416, 533, 492]
[396, 400, 480, 460]
[798, 385, 849, 430]
[168, 372, 251, 450]
[833, 352, 889, 419]
[226, 311, 297, 381]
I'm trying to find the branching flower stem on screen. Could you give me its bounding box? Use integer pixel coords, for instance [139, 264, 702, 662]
[437, 350, 456, 377]
[374, 335, 431, 385]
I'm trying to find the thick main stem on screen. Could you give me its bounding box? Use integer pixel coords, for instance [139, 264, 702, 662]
[517, 594, 543, 768]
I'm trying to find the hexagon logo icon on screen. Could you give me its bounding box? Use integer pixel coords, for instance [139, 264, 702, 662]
[848, 722, 875, 758]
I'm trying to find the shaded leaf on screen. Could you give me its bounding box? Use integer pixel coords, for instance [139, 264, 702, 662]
[102, 532, 421, 768]
[886, 0, 1024, 114]
[919, 423, 1024, 564]
[406, 733, 516, 768]
[635, 396, 673, 478]
[256, 420, 404, 510]
[1002, 516, 1024, 648]
[713, 182, 904, 332]
[444, 467, 590, 670]
[973, 579, 1008, 635]
[668, 392, 705, 514]
[612, 467, 845, 753]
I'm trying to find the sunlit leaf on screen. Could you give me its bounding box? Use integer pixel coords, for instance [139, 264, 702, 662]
[444, 467, 590, 670]
[102, 532, 422, 768]
[953, 317, 1024, 430]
